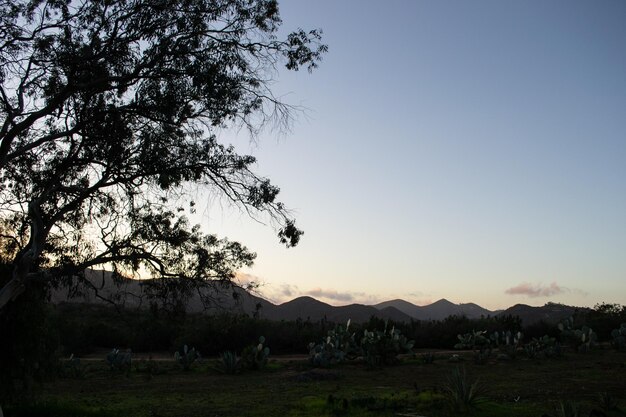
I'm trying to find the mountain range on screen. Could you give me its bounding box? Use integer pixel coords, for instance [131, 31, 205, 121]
[49, 270, 582, 326]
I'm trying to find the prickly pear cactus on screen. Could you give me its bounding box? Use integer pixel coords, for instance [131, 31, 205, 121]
[611, 323, 626, 350]
[174, 345, 200, 371]
[106, 348, 132, 372]
[308, 320, 357, 367]
[242, 336, 270, 370]
[360, 322, 414, 367]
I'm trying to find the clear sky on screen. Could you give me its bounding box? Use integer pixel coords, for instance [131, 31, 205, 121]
[197, 1, 626, 310]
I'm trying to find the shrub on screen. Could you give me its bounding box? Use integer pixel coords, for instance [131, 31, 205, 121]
[360, 323, 414, 367]
[219, 351, 240, 374]
[308, 320, 357, 367]
[174, 345, 200, 371]
[443, 367, 487, 412]
[241, 336, 270, 370]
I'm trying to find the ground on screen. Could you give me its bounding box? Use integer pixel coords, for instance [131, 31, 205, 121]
[5, 349, 626, 417]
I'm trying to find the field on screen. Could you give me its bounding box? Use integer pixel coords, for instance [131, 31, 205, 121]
[6, 349, 626, 417]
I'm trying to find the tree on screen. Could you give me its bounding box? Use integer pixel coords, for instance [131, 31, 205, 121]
[0, 0, 327, 311]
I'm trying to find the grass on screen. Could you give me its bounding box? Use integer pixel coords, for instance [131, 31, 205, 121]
[4, 349, 626, 417]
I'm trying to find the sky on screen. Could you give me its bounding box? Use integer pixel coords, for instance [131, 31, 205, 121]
[197, 1, 626, 310]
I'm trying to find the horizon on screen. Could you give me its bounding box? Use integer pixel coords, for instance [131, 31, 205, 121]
[193, 1, 625, 312]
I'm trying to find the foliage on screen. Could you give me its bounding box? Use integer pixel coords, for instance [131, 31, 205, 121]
[610, 323, 626, 350]
[0, 0, 326, 312]
[596, 392, 619, 413]
[219, 351, 240, 374]
[174, 345, 200, 371]
[241, 336, 270, 370]
[308, 320, 357, 367]
[442, 367, 487, 412]
[60, 354, 85, 379]
[106, 348, 132, 372]
[490, 330, 523, 359]
[455, 330, 492, 363]
[525, 335, 562, 359]
[557, 400, 583, 417]
[421, 352, 436, 364]
[558, 317, 598, 353]
[360, 322, 414, 367]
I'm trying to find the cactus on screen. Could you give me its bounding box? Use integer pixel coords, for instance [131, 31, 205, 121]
[421, 352, 435, 364]
[62, 354, 85, 378]
[524, 335, 562, 359]
[558, 318, 597, 353]
[489, 330, 523, 359]
[360, 322, 414, 367]
[610, 323, 626, 350]
[308, 320, 357, 367]
[241, 336, 270, 370]
[106, 348, 132, 372]
[455, 330, 491, 363]
[174, 345, 200, 371]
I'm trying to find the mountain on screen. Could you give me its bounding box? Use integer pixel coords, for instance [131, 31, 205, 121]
[49, 271, 412, 323]
[497, 302, 583, 326]
[261, 296, 412, 323]
[374, 298, 494, 320]
[50, 270, 583, 325]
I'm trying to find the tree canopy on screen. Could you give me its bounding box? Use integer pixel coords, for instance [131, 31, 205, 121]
[0, 0, 326, 310]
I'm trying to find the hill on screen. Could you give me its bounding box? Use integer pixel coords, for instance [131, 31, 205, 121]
[374, 298, 494, 320]
[497, 302, 583, 326]
[49, 270, 585, 325]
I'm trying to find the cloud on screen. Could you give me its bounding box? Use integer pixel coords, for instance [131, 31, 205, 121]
[505, 282, 567, 298]
[306, 287, 356, 302]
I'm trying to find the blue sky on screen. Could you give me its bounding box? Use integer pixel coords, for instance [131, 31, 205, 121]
[199, 1, 626, 310]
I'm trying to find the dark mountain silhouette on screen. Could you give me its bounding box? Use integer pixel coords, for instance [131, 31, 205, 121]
[374, 298, 494, 320]
[260, 296, 412, 323]
[49, 270, 583, 324]
[497, 302, 582, 326]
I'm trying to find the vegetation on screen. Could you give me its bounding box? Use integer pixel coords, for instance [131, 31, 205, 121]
[0, 0, 327, 313]
[2, 347, 624, 417]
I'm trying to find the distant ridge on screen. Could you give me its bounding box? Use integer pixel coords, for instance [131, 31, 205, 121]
[374, 298, 493, 321]
[49, 270, 583, 324]
[497, 302, 582, 326]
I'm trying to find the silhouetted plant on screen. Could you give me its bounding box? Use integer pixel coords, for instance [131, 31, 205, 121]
[596, 392, 619, 413]
[241, 336, 270, 370]
[443, 367, 487, 412]
[106, 349, 132, 373]
[610, 323, 626, 350]
[174, 345, 200, 371]
[308, 319, 357, 367]
[220, 351, 241, 374]
[557, 400, 583, 417]
[360, 322, 414, 367]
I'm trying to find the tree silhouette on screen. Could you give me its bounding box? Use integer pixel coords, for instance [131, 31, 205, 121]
[0, 0, 326, 310]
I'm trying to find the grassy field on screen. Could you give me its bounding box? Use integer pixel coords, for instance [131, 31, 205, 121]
[6, 349, 626, 417]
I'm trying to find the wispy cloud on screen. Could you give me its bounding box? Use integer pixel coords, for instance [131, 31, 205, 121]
[306, 288, 357, 302]
[505, 282, 567, 298]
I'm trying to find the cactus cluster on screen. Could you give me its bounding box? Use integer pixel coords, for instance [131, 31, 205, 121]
[524, 335, 561, 359]
[106, 348, 132, 371]
[308, 320, 357, 367]
[241, 336, 270, 370]
[62, 354, 85, 378]
[174, 345, 200, 371]
[360, 323, 414, 367]
[454, 330, 492, 363]
[610, 323, 626, 350]
[490, 330, 523, 359]
[558, 318, 597, 353]
[307, 320, 414, 368]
